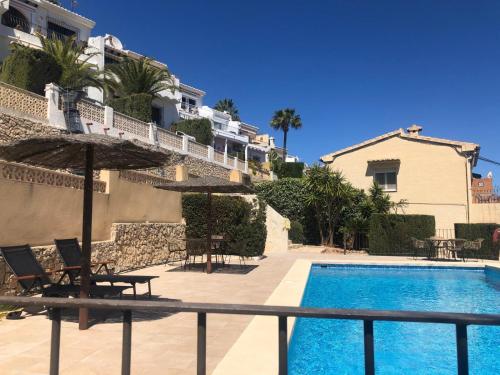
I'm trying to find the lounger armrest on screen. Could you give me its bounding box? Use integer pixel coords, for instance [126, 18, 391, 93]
[14, 274, 44, 281]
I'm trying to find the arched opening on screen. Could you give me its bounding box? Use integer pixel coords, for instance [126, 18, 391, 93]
[1, 7, 30, 33]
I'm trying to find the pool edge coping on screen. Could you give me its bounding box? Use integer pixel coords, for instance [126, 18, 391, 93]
[212, 258, 498, 375]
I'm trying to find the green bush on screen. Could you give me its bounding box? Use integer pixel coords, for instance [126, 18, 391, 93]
[454, 223, 500, 260]
[182, 194, 266, 256]
[368, 214, 435, 256]
[289, 220, 304, 244]
[0, 45, 62, 95]
[107, 93, 153, 123]
[255, 178, 320, 245]
[276, 162, 304, 178]
[172, 118, 213, 145]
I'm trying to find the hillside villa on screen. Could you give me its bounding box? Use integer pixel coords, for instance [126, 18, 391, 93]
[321, 124, 500, 233]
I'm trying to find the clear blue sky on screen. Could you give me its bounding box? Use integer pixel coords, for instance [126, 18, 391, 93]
[68, 0, 500, 177]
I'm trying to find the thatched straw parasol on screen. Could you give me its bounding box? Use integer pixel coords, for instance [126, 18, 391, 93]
[155, 176, 254, 273]
[0, 133, 179, 329]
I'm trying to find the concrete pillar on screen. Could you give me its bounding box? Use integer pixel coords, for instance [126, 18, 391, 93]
[244, 145, 249, 173]
[45, 83, 66, 129]
[207, 146, 214, 161]
[148, 123, 158, 145]
[230, 169, 243, 183]
[233, 156, 238, 169]
[223, 140, 228, 165]
[104, 106, 114, 128]
[176, 165, 188, 181]
[182, 135, 189, 154]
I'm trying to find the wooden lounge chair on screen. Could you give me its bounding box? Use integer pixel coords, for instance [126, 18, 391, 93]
[0, 244, 129, 298]
[54, 239, 158, 299]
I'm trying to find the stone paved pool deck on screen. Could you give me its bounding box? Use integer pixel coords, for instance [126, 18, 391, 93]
[0, 249, 498, 375]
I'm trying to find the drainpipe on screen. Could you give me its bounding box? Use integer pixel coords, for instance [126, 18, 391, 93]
[465, 155, 471, 224]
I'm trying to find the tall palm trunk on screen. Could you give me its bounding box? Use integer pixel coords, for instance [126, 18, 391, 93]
[282, 129, 288, 160]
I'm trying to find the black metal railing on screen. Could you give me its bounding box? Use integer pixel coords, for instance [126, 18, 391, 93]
[1, 12, 30, 33]
[0, 296, 499, 375]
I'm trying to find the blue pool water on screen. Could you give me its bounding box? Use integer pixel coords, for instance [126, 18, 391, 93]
[289, 265, 500, 374]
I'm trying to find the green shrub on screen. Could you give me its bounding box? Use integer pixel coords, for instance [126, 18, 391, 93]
[0, 45, 62, 95]
[289, 220, 304, 244]
[172, 118, 213, 145]
[182, 194, 266, 256]
[108, 93, 153, 123]
[256, 178, 320, 244]
[368, 214, 435, 256]
[276, 162, 304, 178]
[454, 223, 500, 260]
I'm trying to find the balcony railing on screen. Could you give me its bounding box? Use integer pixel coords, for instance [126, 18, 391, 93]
[0, 296, 498, 375]
[1, 12, 30, 33]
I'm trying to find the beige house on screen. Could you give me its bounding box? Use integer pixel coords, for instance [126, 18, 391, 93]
[320, 125, 481, 232]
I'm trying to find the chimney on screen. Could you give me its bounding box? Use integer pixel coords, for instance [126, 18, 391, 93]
[269, 136, 276, 148]
[407, 124, 423, 137]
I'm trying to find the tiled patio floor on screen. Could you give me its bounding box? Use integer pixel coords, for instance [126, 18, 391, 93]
[0, 250, 497, 374]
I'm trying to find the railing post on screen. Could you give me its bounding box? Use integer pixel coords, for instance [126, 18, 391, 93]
[207, 146, 214, 161]
[182, 135, 189, 153]
[197, 312, 207, 375]
[104, 105, 114, 128]
[122, 310, 132, 375]
[148, 123, 158, 145]
[278, 316, 288, 375]
[49, 308, 61, 375]
[456, 324, 468, 375]
[363, 320, 375, 375]
[45, 83, 66, 129]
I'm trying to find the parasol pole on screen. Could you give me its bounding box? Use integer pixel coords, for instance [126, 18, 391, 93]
[79, 144, 94, 330]
[206, 191, 212, 274]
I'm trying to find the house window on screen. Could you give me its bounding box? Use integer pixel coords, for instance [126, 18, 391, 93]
[181, 96, 197, 112]
[1, 7, 30, 33]
[374, 171, 397, 192]
[47, 21, 77, 41]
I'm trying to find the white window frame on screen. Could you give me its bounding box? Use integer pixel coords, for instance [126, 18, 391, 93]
[374, 170, 397, 192]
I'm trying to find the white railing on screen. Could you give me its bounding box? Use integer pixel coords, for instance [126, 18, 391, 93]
[188, 140, 209, 158]
[0, 82, 47, 120]
[0, 82, 250, 174]
[76, 99, 105, 124]
[157, 128, 183, 150]
[0, 161, 106, 193]
[214, 150, 225, 164]
[113, 112, 149, 139]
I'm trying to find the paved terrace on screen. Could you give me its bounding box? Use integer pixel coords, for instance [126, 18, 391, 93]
[0, 250, 498, 375]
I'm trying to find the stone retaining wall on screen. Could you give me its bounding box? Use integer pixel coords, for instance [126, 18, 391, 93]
[0, 112, 63, 143]
[0, 222, 185, 295]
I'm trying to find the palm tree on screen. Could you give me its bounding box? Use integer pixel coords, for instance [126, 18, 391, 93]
[38, 34, 102, 91]
[270, 108, 302, 160]
[214, 98, 240, 121]
[104, 57, 175, 98]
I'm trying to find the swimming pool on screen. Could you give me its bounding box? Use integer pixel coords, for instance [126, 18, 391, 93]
[288, 264, 500, 374]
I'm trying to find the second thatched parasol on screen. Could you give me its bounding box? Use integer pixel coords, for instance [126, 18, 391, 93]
[155, 176, 254, 273]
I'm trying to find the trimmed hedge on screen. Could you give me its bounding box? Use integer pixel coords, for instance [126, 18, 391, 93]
[454, 223, 500, 260]
[368, 214, 435, 256]
[108, 93, 153, 123]
[289, 220, 304, 244]
[182, 194, 266, 257]
[171, 118, 213, 145]
[276, 162, 304, 178]
[0, 46, 62, 95]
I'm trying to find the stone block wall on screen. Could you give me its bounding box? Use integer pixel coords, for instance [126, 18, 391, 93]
[163, 155, 231, 180]
[0, 112, 63, 144]
[0, 222, 185, 295]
